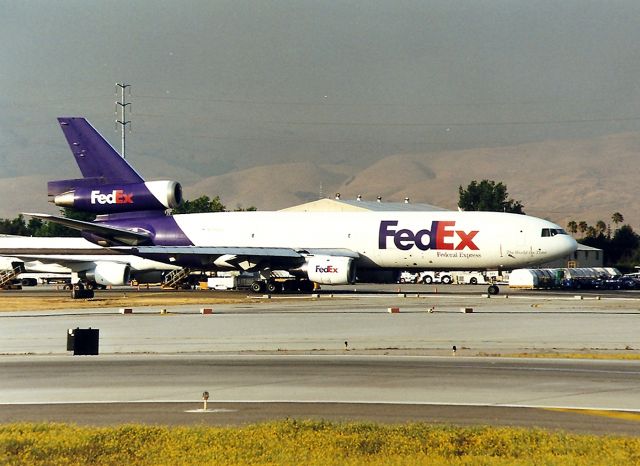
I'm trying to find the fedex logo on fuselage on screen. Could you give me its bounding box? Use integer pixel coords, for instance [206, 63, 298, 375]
[90, 190, 134, 205]
[379, 220, 479, 251]
[316, 265, 339, 273]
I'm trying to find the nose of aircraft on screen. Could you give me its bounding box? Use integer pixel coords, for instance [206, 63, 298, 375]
[558, 232, 579, 257]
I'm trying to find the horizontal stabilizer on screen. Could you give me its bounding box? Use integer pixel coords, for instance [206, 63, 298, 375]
[24, 213, 152, 246]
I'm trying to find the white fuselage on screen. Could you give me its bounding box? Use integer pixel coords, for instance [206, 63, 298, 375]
[173, 210, 577, 270]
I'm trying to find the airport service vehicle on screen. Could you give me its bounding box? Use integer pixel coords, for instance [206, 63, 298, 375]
[416, 271, 452, 284]
[28, 117, 577, 295]
[453, 271, 490, 285]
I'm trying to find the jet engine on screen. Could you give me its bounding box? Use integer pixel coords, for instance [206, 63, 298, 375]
[51, 180, 182, 214]
[294, 255, 356, 285]
[83, 262, 131, 286]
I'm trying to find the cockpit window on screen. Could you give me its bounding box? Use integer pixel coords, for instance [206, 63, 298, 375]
[541, 228, 568, 237]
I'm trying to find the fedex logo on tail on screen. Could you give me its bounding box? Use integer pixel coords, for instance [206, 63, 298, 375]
[90, 190, 134, 205]
[379, 220, 479, 251]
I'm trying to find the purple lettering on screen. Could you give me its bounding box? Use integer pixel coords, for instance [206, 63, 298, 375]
[378, 220, 480, 251]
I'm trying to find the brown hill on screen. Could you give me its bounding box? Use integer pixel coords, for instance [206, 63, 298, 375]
[2, 133, 639, 231]
[335, 133, 640, 228]
[179, 132, 640, 229]
[185, 162, 356, 210]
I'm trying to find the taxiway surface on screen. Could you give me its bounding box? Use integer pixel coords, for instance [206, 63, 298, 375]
[1, 287, 639, 434]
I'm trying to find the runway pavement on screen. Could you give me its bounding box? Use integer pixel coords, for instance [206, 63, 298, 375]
[1, 287, 640, 434]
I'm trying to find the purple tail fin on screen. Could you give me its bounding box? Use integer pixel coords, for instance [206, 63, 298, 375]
[49, 117, 144, 196]
[48, 117, 182, 215]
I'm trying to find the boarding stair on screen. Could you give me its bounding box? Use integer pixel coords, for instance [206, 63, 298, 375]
[0, 262, 26, 289]
[162, 267, 191, 289]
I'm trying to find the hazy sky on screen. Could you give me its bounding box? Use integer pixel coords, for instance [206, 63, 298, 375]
[2, 0, 640, 182]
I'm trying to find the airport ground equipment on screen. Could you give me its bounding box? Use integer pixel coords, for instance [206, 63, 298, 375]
[0, 262, 25, 289]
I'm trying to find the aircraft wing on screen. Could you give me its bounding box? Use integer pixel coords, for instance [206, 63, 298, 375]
[25, 213, 152, 246]
[124, 245, 359, 271]
[0, 254, 125, 265]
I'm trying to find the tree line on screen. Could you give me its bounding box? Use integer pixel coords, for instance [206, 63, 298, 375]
[565, 213, 639, 270]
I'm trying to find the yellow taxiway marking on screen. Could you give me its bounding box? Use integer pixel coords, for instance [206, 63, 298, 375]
[545, 408, 640, 422]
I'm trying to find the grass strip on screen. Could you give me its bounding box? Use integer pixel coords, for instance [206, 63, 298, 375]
[1, 420, 639, 465]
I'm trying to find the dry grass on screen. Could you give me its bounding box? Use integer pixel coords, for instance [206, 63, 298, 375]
[0, 290, 251, 312]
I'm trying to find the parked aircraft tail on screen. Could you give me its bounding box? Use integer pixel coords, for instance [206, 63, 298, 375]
[48, 117, 182, 214]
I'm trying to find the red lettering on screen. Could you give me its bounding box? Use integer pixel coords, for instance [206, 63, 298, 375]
[436, 221, 455, 250]
[455, 230, 479, 250]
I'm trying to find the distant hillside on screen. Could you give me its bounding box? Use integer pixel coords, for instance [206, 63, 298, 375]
[3, 132, 640, 230]
[185, 162, 356, 210]
[181, 132, 640, 229]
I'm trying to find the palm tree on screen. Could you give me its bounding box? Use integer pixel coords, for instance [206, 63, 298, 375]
[612, 212, 624, 229]
[578, 221, 588, 237]
[566, 220, 578, 235]
[595, 220, 607, 237]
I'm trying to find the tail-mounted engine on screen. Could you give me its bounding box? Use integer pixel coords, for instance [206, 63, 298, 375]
[293, 255, 357, 285]
[50, 180, 182, 214]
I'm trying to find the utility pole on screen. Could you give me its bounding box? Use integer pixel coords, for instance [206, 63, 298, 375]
[115, 83, 131, 158]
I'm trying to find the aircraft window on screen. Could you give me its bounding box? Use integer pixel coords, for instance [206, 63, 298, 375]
[541, 228, 568, 237]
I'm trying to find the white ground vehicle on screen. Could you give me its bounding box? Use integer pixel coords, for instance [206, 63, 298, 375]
[416, 271, 452, 284]
[453, 271, 489, 285]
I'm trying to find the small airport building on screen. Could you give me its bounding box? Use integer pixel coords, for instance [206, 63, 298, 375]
[280, 196, 446, 213]
[540, 244, 603, 269]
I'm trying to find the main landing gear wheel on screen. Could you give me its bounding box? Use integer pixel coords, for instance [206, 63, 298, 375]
[265, 281, 281, 293]
[298, 280, 314, 293]
[250, 281, 265, 293]
[71, 282, 94, 299]
[487, 284, 500, 295]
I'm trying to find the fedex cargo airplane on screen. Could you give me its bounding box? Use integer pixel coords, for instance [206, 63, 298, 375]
[28, 117, 577, 294]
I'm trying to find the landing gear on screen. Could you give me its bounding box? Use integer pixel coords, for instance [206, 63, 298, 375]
[265, 281, 282, 293]
[297, 280, 314, 293]
[250, 280, 266, 293]
[487, 284, 500, 295]
[249, 278, 314, 294]
[71, 282, 94, 299]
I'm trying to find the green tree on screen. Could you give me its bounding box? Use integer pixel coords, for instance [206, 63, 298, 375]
[458, 180, 524, 214]
[566, 220, 578, 235]
[171, 195, 226, 214]
[171, 195, 257, 214]
[0, 214, 29, 236]
[0, 209, 94, 237]
[609, 224, 639, 266]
